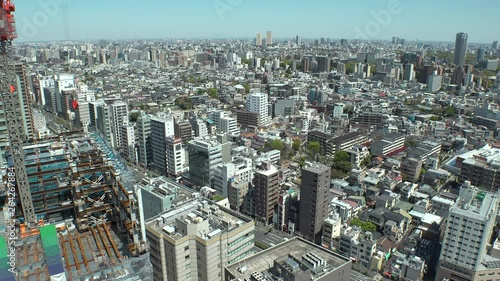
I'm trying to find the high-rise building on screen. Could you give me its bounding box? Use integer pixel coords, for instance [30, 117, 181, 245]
[493, 41, 499, 49]
[245, 92, 269, 126]
[109, 101, 129, 148]
[137, 112, 152, 167]
[404, 63, 415, 81]
[295, 35, 301, 46]
[174, 119, 193, 144]
[188, 137, 225, 187]
[220, 116, 239, 136]
[15, 64, 35, 141]
[454, 32, 468, 66]
[266, 31, 273, 46]
[256, 32, 262, 46]
[253, 162, 279, 224]
[120, 123, 136, 162]
[150, 113, 175, 175]
[427, 70, 443, 92]
[476, 47, 486, 63]
[451, 65, 466, 85]
[316, 56, 330, 72]
[299, 163, 331, 244]
[332, 103, 345, 118]
[54, 74, 76, 116]
[146, 199, 255, 281]
[165, 137, 186, 177]
[213, 157, 253, 198]
[435, 182, 500, 281]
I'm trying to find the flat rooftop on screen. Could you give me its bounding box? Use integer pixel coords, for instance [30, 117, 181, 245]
[146, 199, 252, 240]
[225, 237, 351, 280]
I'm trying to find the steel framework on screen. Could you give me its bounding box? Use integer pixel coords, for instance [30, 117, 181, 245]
[0, 0, 36, 223]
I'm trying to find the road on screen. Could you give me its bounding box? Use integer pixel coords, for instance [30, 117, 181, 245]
[254, 223, 293, 247]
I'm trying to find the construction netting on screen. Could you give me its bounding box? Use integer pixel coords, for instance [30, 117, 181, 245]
[40, 225, 66, 278]
[0, 236, 15, 281]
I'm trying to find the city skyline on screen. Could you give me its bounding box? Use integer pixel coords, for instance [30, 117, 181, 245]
[16, 0, 500, 43]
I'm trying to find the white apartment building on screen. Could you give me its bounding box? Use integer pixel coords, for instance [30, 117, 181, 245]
[436, 181, 500, 281]
[220, 117, 239, 137]
[338, 226, 377, 268]
[213, 157, 253, 198]
[165, 137, 186, 177]
[245, 92, 269, 126]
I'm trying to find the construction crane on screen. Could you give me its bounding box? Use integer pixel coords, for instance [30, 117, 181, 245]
[0, 0, 36, 224]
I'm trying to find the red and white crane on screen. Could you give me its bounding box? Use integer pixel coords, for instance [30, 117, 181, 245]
[0, 0, 36, 224]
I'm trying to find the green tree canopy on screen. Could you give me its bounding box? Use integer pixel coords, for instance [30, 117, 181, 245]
[129, 112, 140, 123]
[351, 218, 377, 232]
[334, 151, 350, 162]
[269, 139, 284, 151]
[292, 139, 301, 150]
[208, 88, 218, 98]
[307, 141, 320, 155]
[175, 97, 192, 110]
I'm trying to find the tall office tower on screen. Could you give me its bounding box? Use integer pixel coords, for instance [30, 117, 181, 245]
[476, 47, 486, 63]
[245, 92, 269, 126]
[493, 41, 499, 49]
[404, 63, 415, 81]
[299, 163, 331, 244]
[137, 112, 152, 167]
[451, 65, 466, 85]
[435, 182, 499, 281]
[165, 137, 186, 178]
[54, 74, 76, 116]
[14, 64, 35, 141]
[188, 137, 224, 187]
[302, 56, 311, 72]
[296, 35, 301, 46]
[121, 123, 136, 162]
[109, 101, 129, 148]
[454, 32, 468, 66]
[150, 114, 175, 175]
[266, 31, 273, 46]
[427, 71, 443, 92]
[256, 32, 262, 46]
[253, 162, 279, 225]
[145, 199, 255, 281]
[316, 56, 330, 72]
[174, 119, 193, 144]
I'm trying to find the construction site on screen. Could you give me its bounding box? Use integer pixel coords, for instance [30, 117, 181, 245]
[0, 133, 151, 280]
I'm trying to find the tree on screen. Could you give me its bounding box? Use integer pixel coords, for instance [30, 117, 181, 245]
[443, 106, 457, 117]
[197, 88, 205, 95]
[269, 139, 284, 151]
[292, 139, 301, 150]
[334, 151, 350, 162]
[429, 116, 442, 121]
[243, 83, 250, 93]
[129, 112, 140, 123]
[351, 218, 377, 232]
[208, 88, 218, 99]
[175, 97, 192, 110]
[345, 62, 355, 74]
[307, 141, 320, 155]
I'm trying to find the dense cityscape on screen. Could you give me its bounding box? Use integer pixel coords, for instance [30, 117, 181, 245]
[2, 1, 500, 281]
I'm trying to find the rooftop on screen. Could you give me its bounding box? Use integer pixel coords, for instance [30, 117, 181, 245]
[146, 199, 252, 240]
[225, 237, 351, 280]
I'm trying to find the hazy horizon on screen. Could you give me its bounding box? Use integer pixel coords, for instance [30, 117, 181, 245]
[15, 0, 500, 44]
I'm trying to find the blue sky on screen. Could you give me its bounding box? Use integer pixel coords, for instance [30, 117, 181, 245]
[14, 0, 500, 43]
